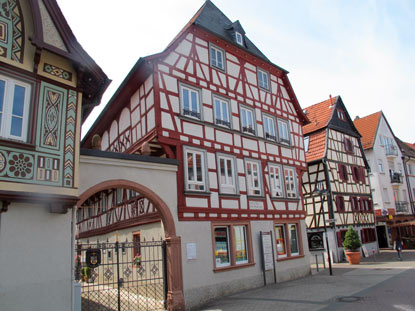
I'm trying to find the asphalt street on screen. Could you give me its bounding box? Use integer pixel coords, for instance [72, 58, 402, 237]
[198, 250, 415, 311]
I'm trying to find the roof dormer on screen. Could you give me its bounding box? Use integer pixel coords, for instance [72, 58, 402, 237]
[226, 20, 246, 47]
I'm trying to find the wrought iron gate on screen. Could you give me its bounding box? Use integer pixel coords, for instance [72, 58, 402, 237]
[75, 239, 167, 311]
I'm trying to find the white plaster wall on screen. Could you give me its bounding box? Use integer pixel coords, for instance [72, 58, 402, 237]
[177, 219, 311, 309]
[366, 116, 408, 214]
[0, 203, 72, 311]
[79, 155, 179, 225]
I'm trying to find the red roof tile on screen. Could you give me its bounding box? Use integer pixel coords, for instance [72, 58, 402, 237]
[302, 96, 338, 135]
[305, 130, 327, 162]
[353, 111, 382, 150]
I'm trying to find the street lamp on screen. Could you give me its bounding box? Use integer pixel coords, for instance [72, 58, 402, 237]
[312, 183, 333, 276]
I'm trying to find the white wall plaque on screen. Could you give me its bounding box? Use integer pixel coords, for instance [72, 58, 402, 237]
[186, 243, 197, 261]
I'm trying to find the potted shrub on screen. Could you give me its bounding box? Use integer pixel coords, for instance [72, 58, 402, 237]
[81, 267, 91, 282]
[343, 226, 362, 264]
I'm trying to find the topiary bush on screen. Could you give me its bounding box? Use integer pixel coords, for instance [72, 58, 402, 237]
[343, 226, 362, 251]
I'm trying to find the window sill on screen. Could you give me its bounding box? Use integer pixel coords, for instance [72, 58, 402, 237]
[258, 86, 271, 93]
[0, 138, 35, 151]
[276, 255, 304, 262]
[247, 195, 266, 200]
[213, 262, 255, 272]
[218, 193, 240, 198]
[184, 191, 211, 196]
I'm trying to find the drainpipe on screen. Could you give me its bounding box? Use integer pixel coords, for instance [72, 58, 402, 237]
[322, 158, 340, 261]
[402, 156, 415, 215]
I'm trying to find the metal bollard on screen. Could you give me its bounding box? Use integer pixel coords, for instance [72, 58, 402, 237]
[315, 254, 319, 272]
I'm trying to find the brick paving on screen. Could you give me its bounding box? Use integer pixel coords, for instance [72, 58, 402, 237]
[197, 250, 415, 311]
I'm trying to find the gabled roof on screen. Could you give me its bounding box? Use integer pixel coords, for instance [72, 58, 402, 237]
[353, 111, 382, 150]
[29, 0, 110, 122]
[302, 96, 338, 135]
[396, 138, 415, 159]
[305, 130, 327, 162]
[169, 0, 289, 72]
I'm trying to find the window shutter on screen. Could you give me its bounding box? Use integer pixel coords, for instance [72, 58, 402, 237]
[337, 231, 343, 247]
[359, 167, 365, 183]
[361, 229, 366, 244]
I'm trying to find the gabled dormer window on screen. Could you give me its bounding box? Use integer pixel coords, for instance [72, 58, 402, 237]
[235, 32, 243, 46]
[210, 44, 225, 71]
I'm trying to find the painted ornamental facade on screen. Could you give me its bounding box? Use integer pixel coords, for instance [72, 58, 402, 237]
[0, 1, 109, 310]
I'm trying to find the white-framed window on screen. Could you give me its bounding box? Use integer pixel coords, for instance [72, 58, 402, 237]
[245, 159, 262, 196]
[184, 147, 207, 192]
[277, 119, 290, 144]
[378, 159, 384, 173]
[235, 32, 243, 46]
[214, 226, 230, 267]
[275, 224, 287, 258]
[408, 164, 413, 175]
[263, 114, 276, 141]
[304, 136, 310, 152]
[284, 167, 297, 198]
[257, 68, 269, 90]
[337, 109, 346, 121]
[217, 154, 238, 194]
[0, 75, 31, 141]
[213, 96, 231, 128]
[180, 84, 201, 120]
[268, 163, 284, 198]
[289, 224, 300, 256]
[240, 105, 255, 135]
[382, 187, 390, 203]
[210, 44, 225, 71]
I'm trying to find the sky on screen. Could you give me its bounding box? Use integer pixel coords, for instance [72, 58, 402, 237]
[56, 0, 415, 143]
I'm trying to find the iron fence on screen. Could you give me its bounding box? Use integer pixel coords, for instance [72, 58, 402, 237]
[75, 239, 167, 311]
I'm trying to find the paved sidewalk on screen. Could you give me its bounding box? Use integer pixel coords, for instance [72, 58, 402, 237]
[197, 250, 415, 311]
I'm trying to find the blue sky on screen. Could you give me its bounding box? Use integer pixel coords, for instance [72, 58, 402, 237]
[57, 0, 414, 142]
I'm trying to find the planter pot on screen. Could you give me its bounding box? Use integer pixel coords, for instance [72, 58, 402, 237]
[345, 251, 361, 264]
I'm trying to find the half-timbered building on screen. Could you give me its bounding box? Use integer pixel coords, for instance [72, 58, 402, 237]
[81, 1, 310, 308]
[302, 96, 377, 263]
[354, 112, 414, 248]
[0, 1, 109, 310]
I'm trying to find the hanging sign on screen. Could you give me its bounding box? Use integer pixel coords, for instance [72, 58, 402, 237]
[86, 248, 101, 268]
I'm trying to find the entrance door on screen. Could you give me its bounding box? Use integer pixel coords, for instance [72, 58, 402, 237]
[376, 226, 388, 248]
[75, 239, 167, 310]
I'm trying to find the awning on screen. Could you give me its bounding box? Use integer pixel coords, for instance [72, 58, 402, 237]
[390, 221, 415, 228]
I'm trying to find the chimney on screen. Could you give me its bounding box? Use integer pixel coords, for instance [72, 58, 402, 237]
[354, 116, 360, 121]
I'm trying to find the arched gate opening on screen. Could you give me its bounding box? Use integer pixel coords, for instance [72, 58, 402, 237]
[76, 179, 184, 311]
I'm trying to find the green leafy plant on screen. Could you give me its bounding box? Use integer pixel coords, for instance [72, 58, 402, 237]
[81, 267, 91, 281]
[343, 226, 362, 251]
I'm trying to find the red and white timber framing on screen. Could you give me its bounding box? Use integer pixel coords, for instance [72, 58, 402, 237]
[87, 25, 309, 223]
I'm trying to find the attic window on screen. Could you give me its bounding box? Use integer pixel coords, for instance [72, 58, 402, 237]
[235, 32, 243, 45]
[337, 109, 346, 121]
[304, 136, 309, 152]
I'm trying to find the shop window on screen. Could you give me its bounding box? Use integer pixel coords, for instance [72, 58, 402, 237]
[213, 223, 253, 270]
[275, 222, 303, 259]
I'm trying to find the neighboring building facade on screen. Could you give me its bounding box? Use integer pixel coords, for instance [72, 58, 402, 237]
[354, 112, 413, 248]
[82, 1, 311, 308]
[0, 1, 109, 310]
[395, 138, 415, 247]
[302, 96, 377, 263]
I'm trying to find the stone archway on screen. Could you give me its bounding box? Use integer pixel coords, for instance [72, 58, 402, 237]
[77, 179, 185, 311]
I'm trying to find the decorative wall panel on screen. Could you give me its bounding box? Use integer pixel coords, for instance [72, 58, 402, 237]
[37, 82, 67, 153]
[0, 0, 24, 63]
